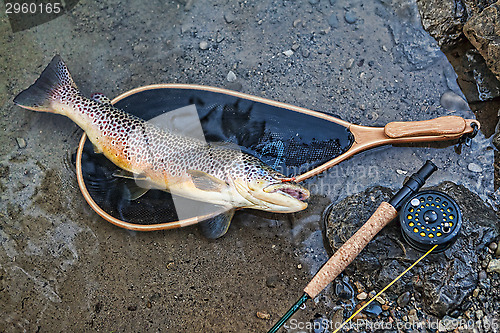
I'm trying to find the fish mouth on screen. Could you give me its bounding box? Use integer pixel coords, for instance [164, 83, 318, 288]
[263, 183, 310, 201]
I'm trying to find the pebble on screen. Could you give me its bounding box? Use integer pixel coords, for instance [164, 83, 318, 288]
[375, 296, 385, 305]
[226, 71, 237, 82]
[308, 0, 319, 4]
[487, 258, 500, 273]
[478, 270, 487, 281]
[216, 31, 224, 43]
[488, 242, 498, 252]
[301, 49, 310, 58]
[283, 50, 294, 57]
[328, 14, 339, 28]
[293, 19, 302, 28]
[344, 11, 357, 24]
[368, 290, 376, 299]
[199, 41, 209, 50]
[291, 43, 300, 51]
[357, 292, 368, 300]
[396, 169, 408, 175]
[407, 309, 418, 323]
[468, 162, 483, 173]
[224, 12, 234, 23]
[397, 291, 411, 307]
[266, 276, 279, 288]
[382, 304, 390, 311]
[363, 301, 383, 317]
[345, 58, 355, 69]
[473, 288, 480, 297]
[16, 137, 26, 149]
[256, 311, 270, 320]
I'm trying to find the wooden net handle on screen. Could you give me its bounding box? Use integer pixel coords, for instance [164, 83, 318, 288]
[384, 116, 466, 138]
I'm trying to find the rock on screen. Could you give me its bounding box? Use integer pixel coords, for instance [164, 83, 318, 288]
[478, 270, 488, 281]
[256, 311, 270, 320]
[199, 41, 209, 50]
[226, 70, 237, 82]
[325, 183, 499, 317]
[216, 31, 224, 43]
[489, 241, 498, 252]
[344, 11, 357, 24]
[266, 275, 279, 288]
[473, 288, 480, 297]
[335, 278, 354, 299]
[440, 91, 470, 112]
[438, 315, 457, 331]
[375, 296, 385, 305]
[464, 1, 500, 82]
[328, 14, 339, 28]
[363, 301, 383, 317]
[357, 292, 368, 300]
[398, 291, 411, 307]
[292, 19, 302, 28]
[415, 0, 467, 47]
[468, 162, 483, 173]
[331, 309, 343, 330]
[396, 169, 408, 175]
[308, 0, 319, 4]
[301, 48, 310, 58]
[345, 58, 355, 69]
[487, 258, 500, 273]
[15, 137, 26, 149]
[407, 309, 418, 323]
[283, 50, 293, 57]
[224, 12, 234, 24]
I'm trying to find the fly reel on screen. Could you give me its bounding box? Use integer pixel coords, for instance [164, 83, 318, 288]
[399, 190, 462, 253]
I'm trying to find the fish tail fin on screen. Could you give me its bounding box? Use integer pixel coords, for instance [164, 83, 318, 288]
[13, 55, 79, 114]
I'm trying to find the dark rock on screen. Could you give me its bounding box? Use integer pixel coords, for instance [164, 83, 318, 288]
[325, 182, 499, 317]
[397, 291, 411, 307]
[464, 1, 500, 82]
[415, 0, 467, 47]
[363, 301, 383, 317]
[415, 0, 496, 48]
[335, 277, 354, 299]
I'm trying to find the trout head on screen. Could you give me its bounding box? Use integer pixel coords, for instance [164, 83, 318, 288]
[231, 159, 310, 213]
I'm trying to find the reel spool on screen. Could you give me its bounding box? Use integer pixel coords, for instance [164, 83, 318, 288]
[399, 190, 462, 253]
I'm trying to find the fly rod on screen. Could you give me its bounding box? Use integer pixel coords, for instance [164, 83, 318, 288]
[267, 160, 438, 333]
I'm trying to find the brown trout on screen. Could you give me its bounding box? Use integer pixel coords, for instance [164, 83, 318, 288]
[14, 55, 309, 238]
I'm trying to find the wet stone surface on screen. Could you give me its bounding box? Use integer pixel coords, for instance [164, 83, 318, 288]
[0, 0, 497, 331]
[325, 182, 499, 325]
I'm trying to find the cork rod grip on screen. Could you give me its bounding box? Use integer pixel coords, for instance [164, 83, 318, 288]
[384, 116, 466, 139]
[304, 202, 398, 299]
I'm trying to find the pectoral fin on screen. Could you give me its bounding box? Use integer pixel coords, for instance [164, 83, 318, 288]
[199, 209, 235, 239]
[123, 181, 150, 200]
[187, 170, 227, 192]
[93, 144, 103, 154]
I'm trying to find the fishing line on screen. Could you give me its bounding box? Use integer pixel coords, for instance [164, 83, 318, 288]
[332, 244, 438, 333]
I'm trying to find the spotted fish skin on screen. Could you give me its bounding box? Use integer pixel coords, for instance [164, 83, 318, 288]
[14, 55, 309, 216]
